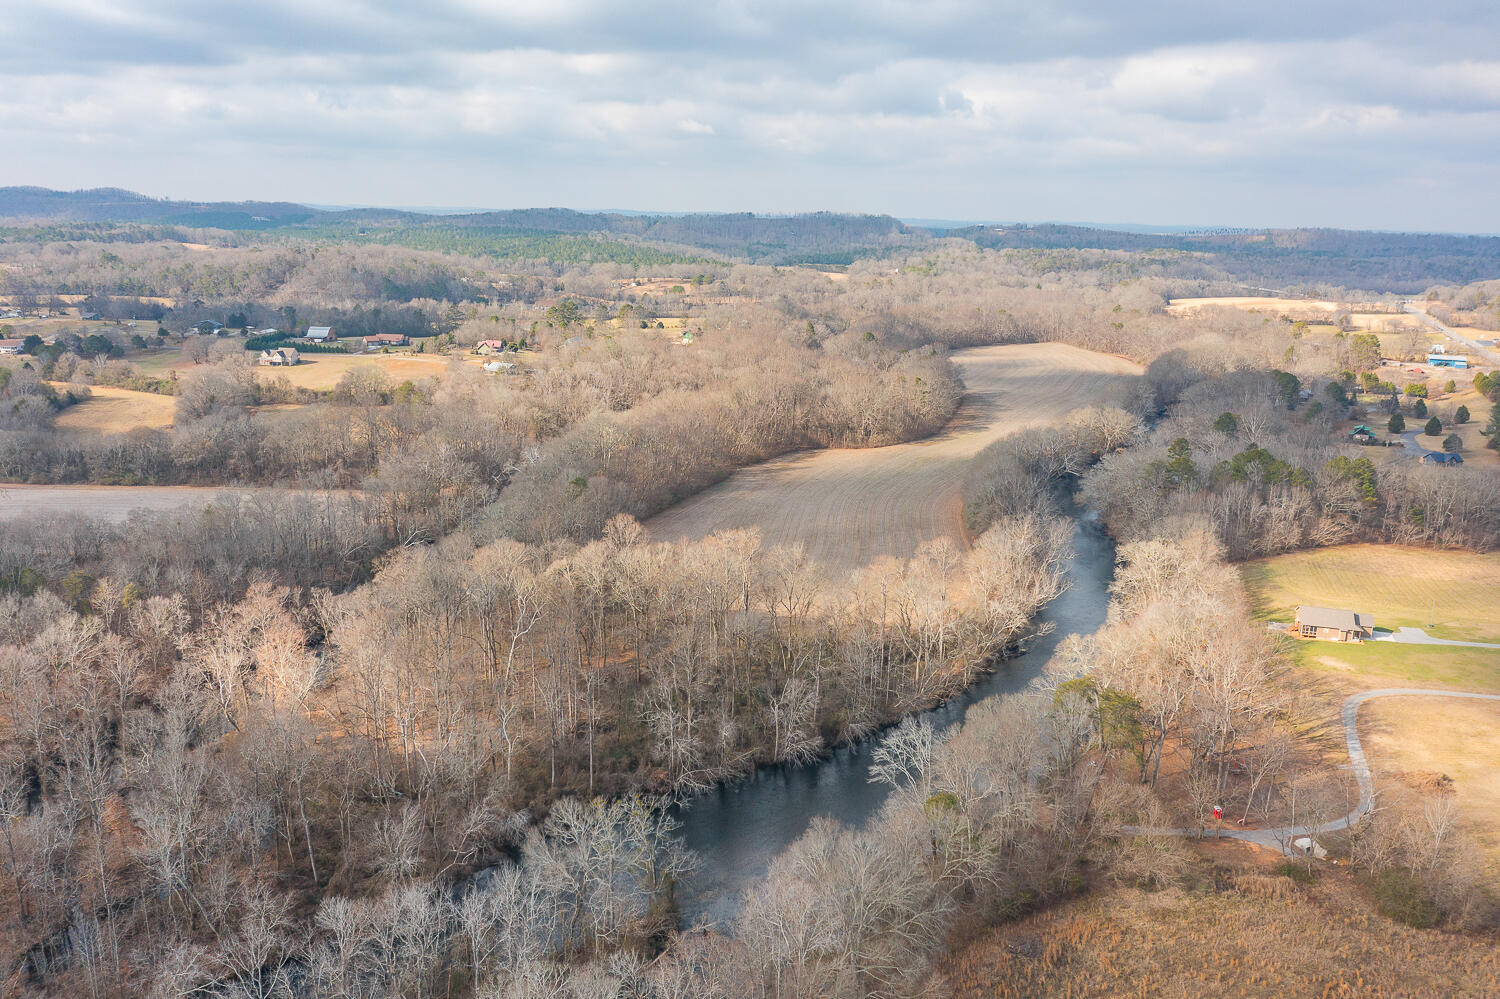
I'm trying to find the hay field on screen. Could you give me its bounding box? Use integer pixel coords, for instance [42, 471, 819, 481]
[1363, 697, 1500, 875]
[644, 343, 1142, 577]
[137, 348, 453, 391]
[0, 484, 350, 522]
[0, 483, 231, 521]
[1167, 296, 1342, 314]
[53, 385, 176, 434]
[257, 352, 450, 391]
[1349, 311, 1421, 331]
[1242, 544, 1500, 643]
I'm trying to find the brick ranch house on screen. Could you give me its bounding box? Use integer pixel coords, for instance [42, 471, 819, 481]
[1294, 606, 1374, 642]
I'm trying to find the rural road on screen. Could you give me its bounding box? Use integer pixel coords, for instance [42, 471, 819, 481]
[1122, 688, 1500, 853]
[1402, 302, 1500, 367]
[645, 343, 1142, 577]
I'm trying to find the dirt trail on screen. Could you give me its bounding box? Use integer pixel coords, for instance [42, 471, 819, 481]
[645, 342, 1143, 576]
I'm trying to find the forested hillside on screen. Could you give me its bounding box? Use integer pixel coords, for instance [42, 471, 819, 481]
[950, 223, 1500, 290]
[0, 210, 1496, 996]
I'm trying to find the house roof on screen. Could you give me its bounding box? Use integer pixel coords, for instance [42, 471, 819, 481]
[0, 339, 23, 348]
[304, 326, 333, 338]
[1297, 606, 1373, 632]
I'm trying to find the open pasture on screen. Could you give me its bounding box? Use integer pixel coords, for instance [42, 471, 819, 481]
[135, 346, 453, 391]
[0, 483, 232, 521]
[1242, 544, 1500, 644]
[645, 342, 1142, 577]
[253, 351, 450, 390]
[53, 384, 176, 434]
[1167, 296, 1343, 315]
[1362, 696, 1500, 875]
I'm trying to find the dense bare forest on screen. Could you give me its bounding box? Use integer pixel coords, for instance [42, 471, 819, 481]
[0, 217, 1495, 997]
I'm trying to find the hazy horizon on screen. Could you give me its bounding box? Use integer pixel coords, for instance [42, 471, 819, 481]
[4, 1, 1499, 232]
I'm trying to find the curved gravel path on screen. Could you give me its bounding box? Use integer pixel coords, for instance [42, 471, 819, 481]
[1122, 688, 1500, 852]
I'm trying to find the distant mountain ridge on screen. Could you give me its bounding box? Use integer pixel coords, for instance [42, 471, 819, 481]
[0, 187, 921, 265]
[0, 185, 318, 227]
[3, 187, 1499, 286]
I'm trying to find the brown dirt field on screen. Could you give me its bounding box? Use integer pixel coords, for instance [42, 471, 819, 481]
[0, 483, 233, 521]
[1362, 697, 1500, 876]
[644, 343, 1143, 577]
[0, 484, 348, 522]
[52, 385, 177, 434]
[139, 349, 453, 391]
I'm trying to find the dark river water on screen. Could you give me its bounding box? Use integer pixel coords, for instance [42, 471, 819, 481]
[670, 509, 1117, 925]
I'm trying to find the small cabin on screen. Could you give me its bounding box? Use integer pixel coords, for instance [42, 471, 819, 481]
[1294, 606, 1374, 642]
[1421, 452, 1463, 465]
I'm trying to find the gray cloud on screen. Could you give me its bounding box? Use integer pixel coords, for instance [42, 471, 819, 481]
[1, 1, 1498, 229]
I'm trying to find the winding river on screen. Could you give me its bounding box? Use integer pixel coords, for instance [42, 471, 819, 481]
[670, 507, 1117, 925]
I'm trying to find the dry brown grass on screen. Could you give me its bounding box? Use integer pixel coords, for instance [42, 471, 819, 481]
[1362, 697, 1500, 876]
[0, 484, 347, 522]
[52, 384, 176, 434]
[644, 343, 1142, 577]
[259, 352, 451, 391]
[1167, 296, 1344, 315]
[0, 483, 233, 521]
[138, 349, 454, 391]
[937, 870, 1500, 998]
[1348, 312, 1422, 332]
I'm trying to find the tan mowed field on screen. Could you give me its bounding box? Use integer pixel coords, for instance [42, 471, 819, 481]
[0, 483, 233, 521]
[260, 352, 451, 390]
[1362, 697, 1500, 875]
[1242, 544, 1500, 643]
[0, 483, 350, 522]
[53, 385, 177, 434]
[645, 343, 1143, 577]
[1167, 296, 1343, 314]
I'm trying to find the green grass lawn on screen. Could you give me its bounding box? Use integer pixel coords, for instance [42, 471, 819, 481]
[1241, 544, 1500, 643]
[1285, 637, 1500, 693]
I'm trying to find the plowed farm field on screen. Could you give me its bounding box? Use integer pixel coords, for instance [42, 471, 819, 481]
[645, 342, 1142, 576]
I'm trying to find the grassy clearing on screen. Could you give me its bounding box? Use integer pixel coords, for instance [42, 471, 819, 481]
[253, 351, 451, 391]
[1167, 296, 1342, 314]
[1363, 697, 1500, 876]
[1286, 640, 1500, 693]
[133, 347, 454, 391]
[937, 869, 1500, 998]
[1241, 544, 1500, 643]
[53, 385, 176, 434]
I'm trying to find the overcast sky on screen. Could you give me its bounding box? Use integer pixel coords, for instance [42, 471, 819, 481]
[3, 1, 1499, 230]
